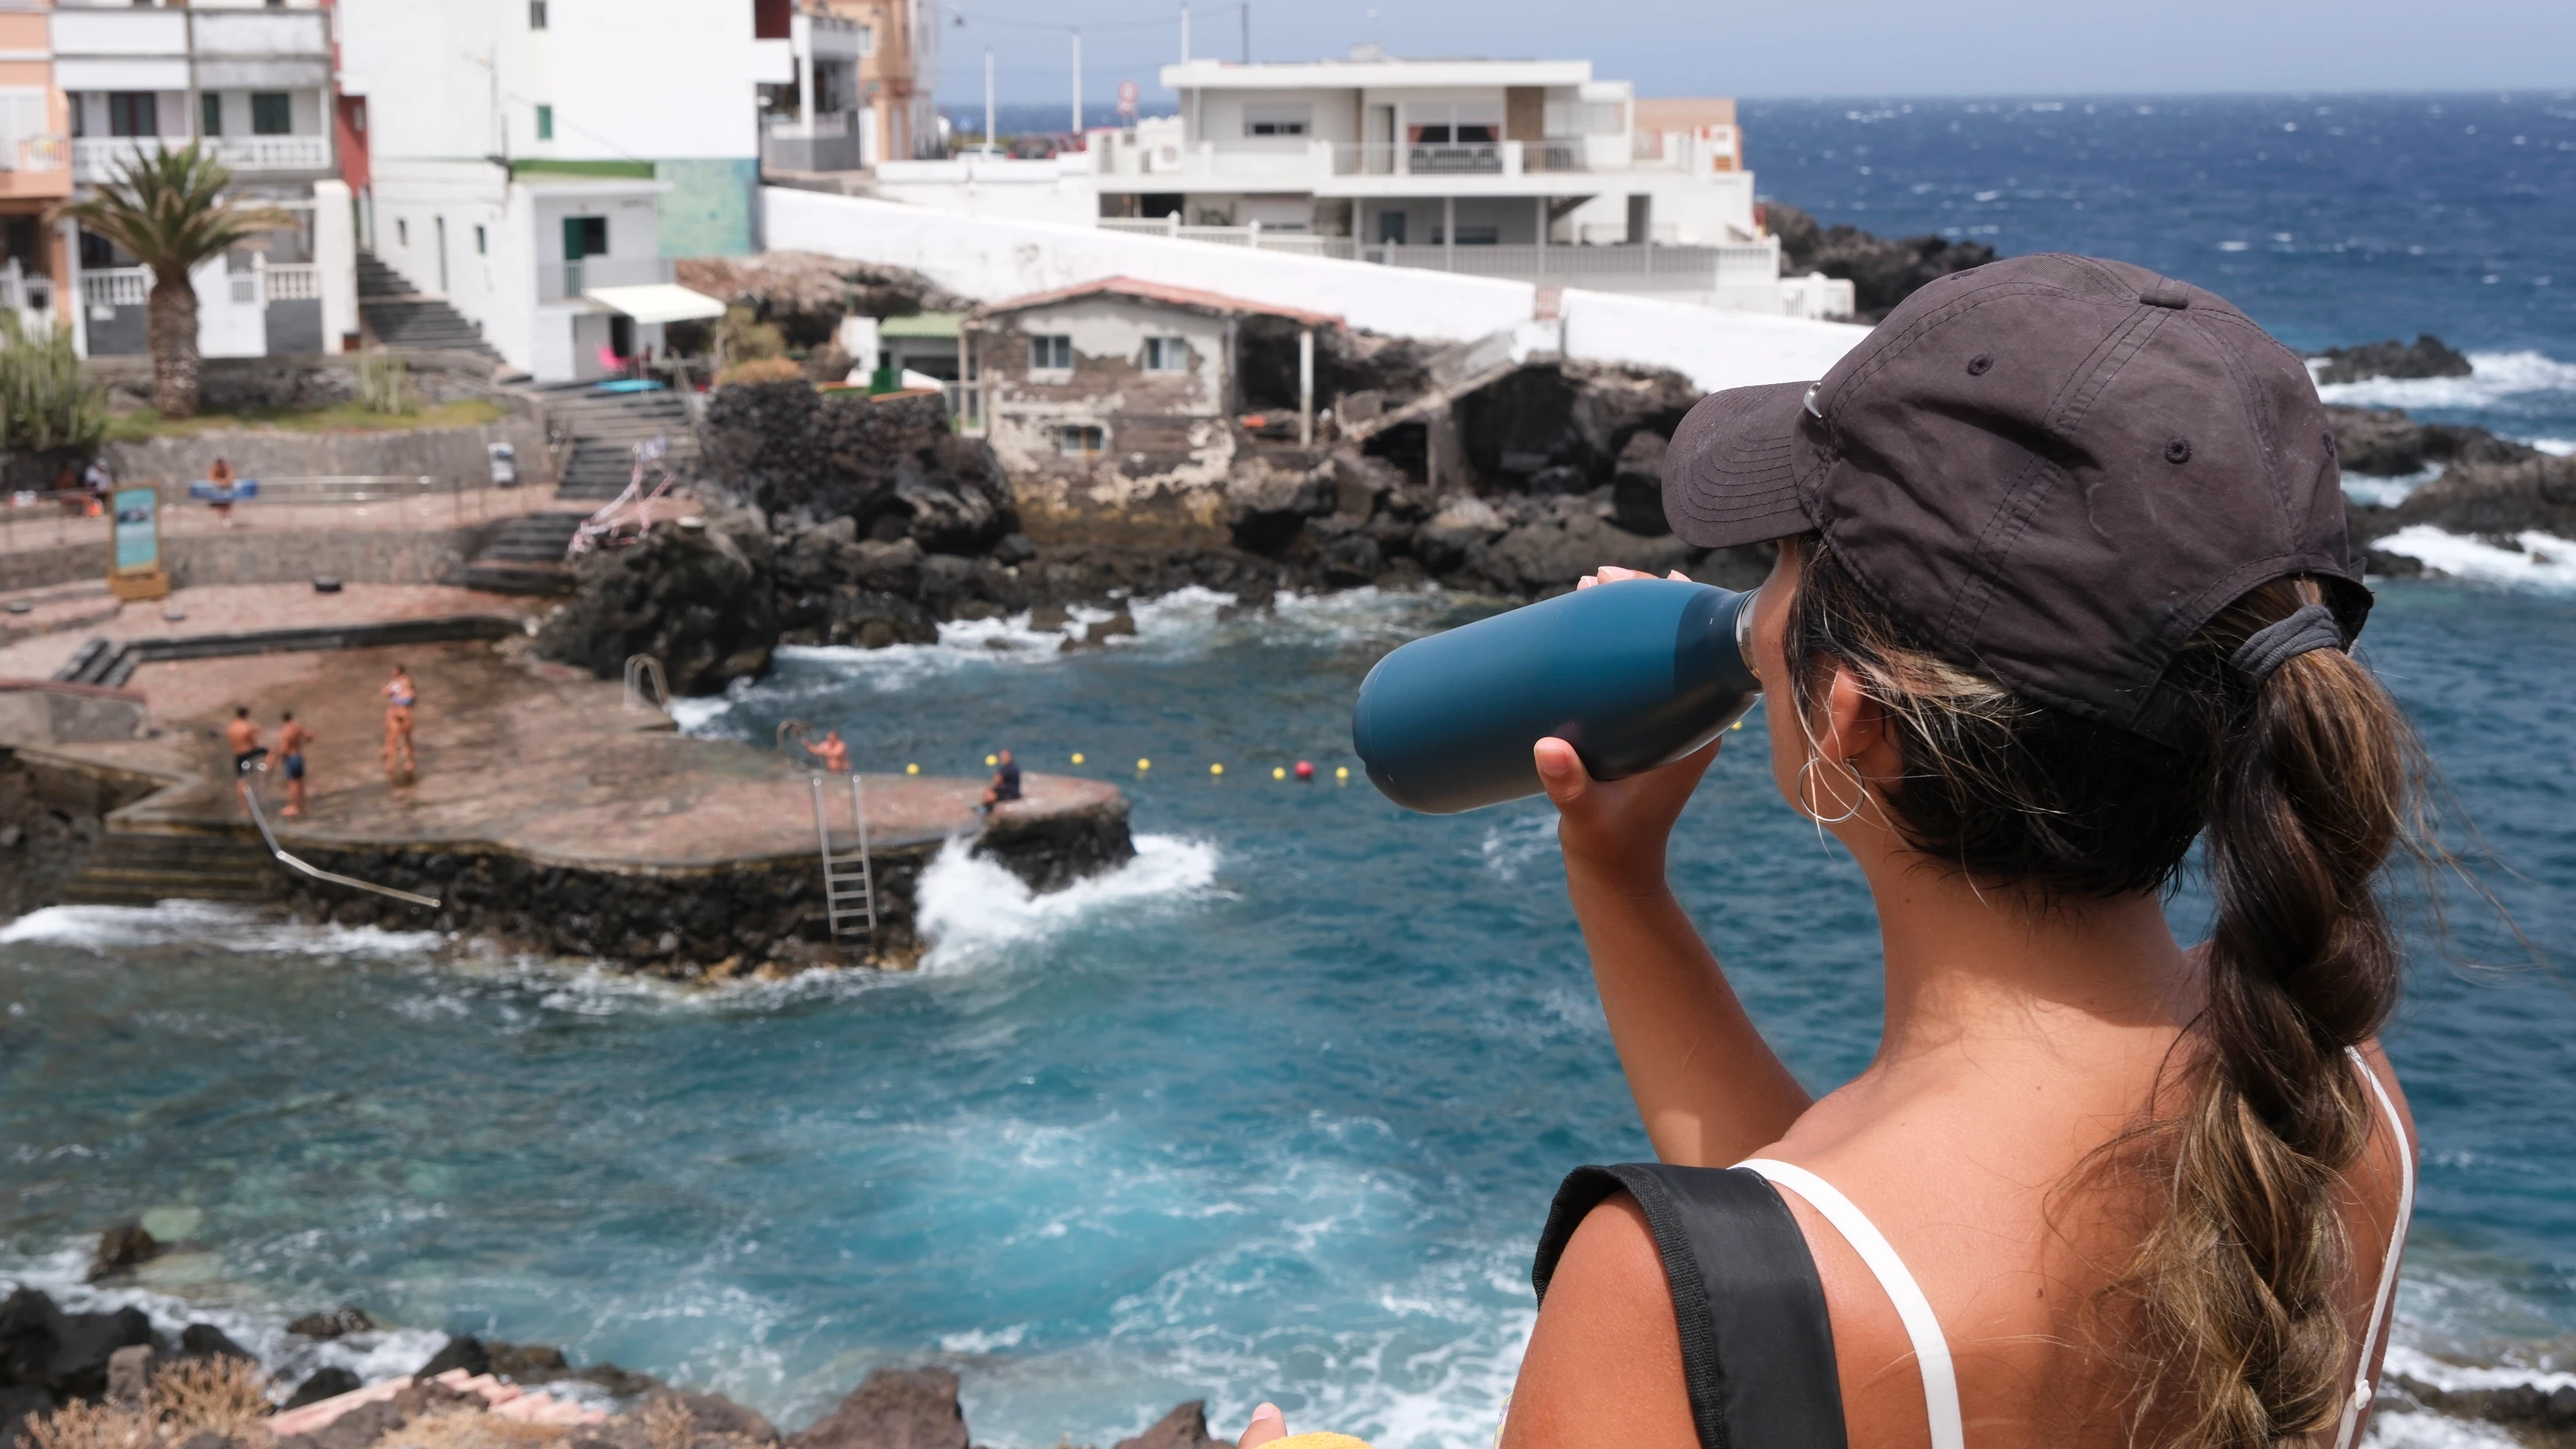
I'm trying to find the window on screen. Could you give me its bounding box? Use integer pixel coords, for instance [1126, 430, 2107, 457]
[106, 91, 156, 139]
[562, 216, 606, 259]
[1142, 336, 1187, 372]
[752, 0, 791, 40]
[1242, 103, 1311, 138]
[474, 224, 487, 255]
[1433, 224, 1501, 246]
[250, 93, 290, 136]
[395, 218, 407, 247]
[200, 93, 222, 138]
[1058, 425, 1105, 457]
[1028, 334, 1072, 372]
[528, 0, 548, 29]
[535, 104, 553, 141]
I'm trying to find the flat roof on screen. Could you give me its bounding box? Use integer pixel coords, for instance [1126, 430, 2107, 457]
[1161, 57, 1593, 91]
[973, 277, 1341, 329]
[584, 283, 726, 324]
[879, 311, 968, 339]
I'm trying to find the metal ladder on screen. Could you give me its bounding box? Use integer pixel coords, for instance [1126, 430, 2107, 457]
[809, 773, 877, 948]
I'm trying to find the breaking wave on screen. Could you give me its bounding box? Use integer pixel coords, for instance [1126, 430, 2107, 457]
[2313, 350, 2576, 411]
[0, 900, 442, 958]
[913, 832, 1225, 973]
[2370, 526, 2576, 589]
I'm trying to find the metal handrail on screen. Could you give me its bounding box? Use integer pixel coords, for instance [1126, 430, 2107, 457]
[623, 653, 669, 714]
[236, 770, 441, 909]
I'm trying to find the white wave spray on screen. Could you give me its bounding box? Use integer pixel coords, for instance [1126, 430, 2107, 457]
[913, 833, 1223, 972]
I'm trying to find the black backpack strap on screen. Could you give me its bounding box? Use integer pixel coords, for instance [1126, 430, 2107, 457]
[1533, 1163, 1847, 1449]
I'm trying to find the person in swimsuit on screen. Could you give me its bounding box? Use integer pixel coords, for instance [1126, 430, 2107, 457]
[1479, 258, 2420, 1449]
[207, 457, 238, 528]
[276, 709, 316, 818]
[381, 663, 417, 782]
[979, 748, 1022, 811]
[803, 728, 851, 775]
[222, 706, 265, 777]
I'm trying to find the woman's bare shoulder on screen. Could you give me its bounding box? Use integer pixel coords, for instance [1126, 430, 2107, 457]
[1503, 1193, 1698, 1449]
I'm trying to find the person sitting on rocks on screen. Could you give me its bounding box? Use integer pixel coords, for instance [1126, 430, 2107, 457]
[804, 729, 851, 775]
[980, 749, 1022, 812]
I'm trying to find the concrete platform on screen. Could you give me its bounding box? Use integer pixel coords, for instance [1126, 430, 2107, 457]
[14, 584, 1132, 972]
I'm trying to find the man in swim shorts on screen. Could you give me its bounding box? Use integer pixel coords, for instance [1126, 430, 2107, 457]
[277, 709, 316, 818]
[804, 728, 851, 774]
[381, 663, 417, 782]
[224, 706, 266, 777]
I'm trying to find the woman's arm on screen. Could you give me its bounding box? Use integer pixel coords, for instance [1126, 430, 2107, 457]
[1538, 738, 1810, 1167]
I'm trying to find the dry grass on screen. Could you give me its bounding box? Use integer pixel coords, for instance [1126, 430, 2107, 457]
[152, 1357, 274, 1440]
[374, 1409, 570, 1449]
[24, 1402, 156, 1449]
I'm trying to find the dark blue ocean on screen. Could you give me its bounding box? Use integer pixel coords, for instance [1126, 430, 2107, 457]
[5, 96, 2575, 1449]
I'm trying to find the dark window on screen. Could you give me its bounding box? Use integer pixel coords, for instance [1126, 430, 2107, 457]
[1142, 337, 1187, 372]
[250, 93, 290, 135]
[535, 104, 553, 141]
[107, 92, 156, 138]
[1457, 124, 1497, 144]
[529, 0, 548, 29]
[474, 224, 487, 255]
[1409, 124, 1451, 144]
[1058, 425, 1105, 456]
[200, 93, 222, 137]
[1028, 335, 1072, 371]
[1376, 210, 1406, 244]
[562, 216, 607, 260]
[753, 0, 791, 40]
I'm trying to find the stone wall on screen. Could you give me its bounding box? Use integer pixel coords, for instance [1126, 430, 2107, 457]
[0, 520, 498, 593]
[85, 351, 513, 414]
[102, 416, 547, 491]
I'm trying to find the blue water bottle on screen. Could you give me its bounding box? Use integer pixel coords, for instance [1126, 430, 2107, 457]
[1351, 579, 1763, 814]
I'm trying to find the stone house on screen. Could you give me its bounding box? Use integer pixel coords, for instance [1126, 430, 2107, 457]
[963, 276, 1338, 545]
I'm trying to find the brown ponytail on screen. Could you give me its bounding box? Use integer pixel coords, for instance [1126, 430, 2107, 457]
[1782, 547, 2414, 1448]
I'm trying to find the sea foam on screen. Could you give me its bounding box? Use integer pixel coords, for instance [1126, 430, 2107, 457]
[2314, 350, 2576, 411]
[0, 900, 441, 958]
[2370, 526, 2576, 589]
[913, 832, 1223, 973]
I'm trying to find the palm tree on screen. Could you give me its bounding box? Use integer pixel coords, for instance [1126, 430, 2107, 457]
[64, 144, 294, 419]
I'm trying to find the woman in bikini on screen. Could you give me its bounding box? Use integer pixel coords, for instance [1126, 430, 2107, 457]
[381, 662, 417, 783]
[1434, 256, 2418, 1449]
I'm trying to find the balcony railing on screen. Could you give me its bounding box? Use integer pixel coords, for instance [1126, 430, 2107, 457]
[2, 135, 67, 174]
[541, 255, 675, 303]
[81, 268, 149, 309]
[73, 134, 329, 182]
[1089, 220, 1779, 294]
[1098, 217, 1355, 258]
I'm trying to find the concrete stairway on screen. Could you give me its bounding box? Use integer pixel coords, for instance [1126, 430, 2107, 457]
[452, 511, 589, 595]
[537, 386, 700, 500]
[358, 251, 501, 358]
[60, 825, 275, 907]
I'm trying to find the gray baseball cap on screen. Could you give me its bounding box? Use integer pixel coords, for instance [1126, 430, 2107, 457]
[1663, 252, 2367, 747]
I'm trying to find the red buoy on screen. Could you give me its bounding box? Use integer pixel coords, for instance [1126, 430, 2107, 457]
[1294, 759, 1315, 781]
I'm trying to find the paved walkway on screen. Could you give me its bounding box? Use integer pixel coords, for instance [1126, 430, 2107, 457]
[0, 582, 540, 679]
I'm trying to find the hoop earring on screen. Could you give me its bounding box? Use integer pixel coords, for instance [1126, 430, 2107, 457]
[1797, 754, 1865, 825]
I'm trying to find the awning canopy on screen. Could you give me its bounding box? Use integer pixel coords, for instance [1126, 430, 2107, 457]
[582, 283, 727, 325]
[880, 311, 967, 339]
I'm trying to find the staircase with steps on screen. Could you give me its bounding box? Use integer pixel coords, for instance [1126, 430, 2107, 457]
[537, 386, 701, 500]
[60, 825, 276, 908]
[358, 251, 501, 358]
[451, 511, 590, 595]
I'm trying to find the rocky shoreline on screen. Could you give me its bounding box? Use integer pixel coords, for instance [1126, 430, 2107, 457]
[2328, 401, 2575, 576]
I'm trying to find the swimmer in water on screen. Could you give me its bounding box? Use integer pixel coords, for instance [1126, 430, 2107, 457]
[803, 728, 850, 775]
[276, 709, 316, 818]
[381, 663, 417, 782]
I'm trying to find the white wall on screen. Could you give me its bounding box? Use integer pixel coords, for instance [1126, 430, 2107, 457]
[871, 155, 1100, 227]
[762, 188, 1868, 392]
[314, 177, 356, 352]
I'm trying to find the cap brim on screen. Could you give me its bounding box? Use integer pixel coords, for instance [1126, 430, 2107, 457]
[1662, 379, 1815, 549]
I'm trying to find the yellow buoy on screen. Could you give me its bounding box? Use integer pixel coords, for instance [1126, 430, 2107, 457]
[1272, 766, 1287, 780]
[1136, 758, 1151, 771]
[985, 754, 997, 766]
[1071, 752, 1085, 765]
[1210, 762, 1224, 776]
[1335, 765, 1350, 780]
[1731, 719, 1744, 729]
[906, 763, 920, 775]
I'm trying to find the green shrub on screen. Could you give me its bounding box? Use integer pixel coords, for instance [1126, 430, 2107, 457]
[720, 305, 785, 364]
[355, 349, 420, 414]
[0, 311, 106, 453]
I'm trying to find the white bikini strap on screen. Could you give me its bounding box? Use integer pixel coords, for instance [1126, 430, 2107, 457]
[2332, 1047, 2416, 1449]
[1737, 1158, 1966, 1449]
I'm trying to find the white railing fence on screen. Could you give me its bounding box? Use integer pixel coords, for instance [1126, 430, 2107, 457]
[542, 255, 676, 302]
[1088, 221, 1781, 292]
[82, 267, 151, 309]
[73, 133, 330, 182]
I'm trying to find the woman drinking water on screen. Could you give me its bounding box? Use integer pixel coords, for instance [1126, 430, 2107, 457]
[1490, 255, 2418, 1449]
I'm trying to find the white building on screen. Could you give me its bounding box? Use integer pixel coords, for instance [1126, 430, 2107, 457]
[53, 0, 357, 358]
[862, 52, 1847, 319]
[336, 0, 792, 379]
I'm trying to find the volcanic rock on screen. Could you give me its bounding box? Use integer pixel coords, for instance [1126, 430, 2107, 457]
[1111, 1401, 1228, 1449]
[1225, 456, 1337, 556]
[286, 1308, 375, 1341]
[0, 1287, 155, 1400]
[1476, 500, 1698, 594]
[175, 1324, 254, 1363]
[0, 1385, 56, 1447]
[1766, 203, 1998, 322]
[1609, 431, 1671, 536]
[2352, 454, 2576, 554]
[86, 1223, 158, 1282]
[282, 1367, 363, 1412]
[277, 1397, 408, 1449]
[416, 1335, 492, 1380]
[2310, 334, 2473, 386]
[790, 1367, 968, 1449]
[105, 1345, 152, 1407]
[2328, 404, 2538, 478]
[1457, 361, 1696, 489]
[536, 506, 779, 695]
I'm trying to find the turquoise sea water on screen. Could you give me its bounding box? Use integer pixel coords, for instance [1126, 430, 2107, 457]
[4, 579, 2575, 1448]
[7, 93, 2576, 1449]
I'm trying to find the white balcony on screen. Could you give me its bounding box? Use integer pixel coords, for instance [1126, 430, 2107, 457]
[73, 133, 329, 182]
[541, 255, 675, 304]
[81, 267, 149, 309]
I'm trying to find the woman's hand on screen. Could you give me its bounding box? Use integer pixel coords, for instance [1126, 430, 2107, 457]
[1236, 1403, 1288, 1447]
[1537, 737, 1719, 890]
